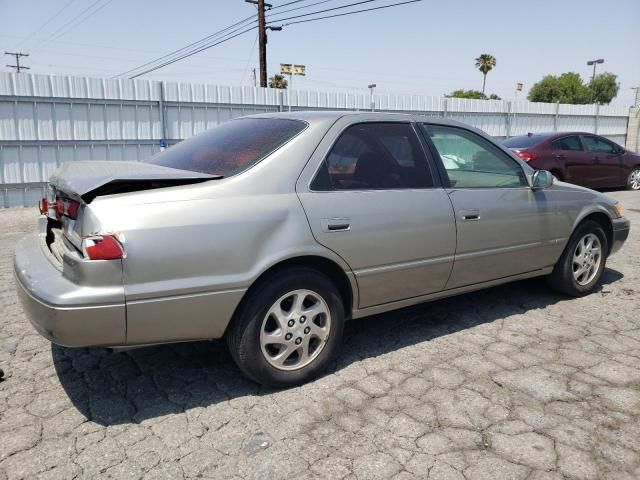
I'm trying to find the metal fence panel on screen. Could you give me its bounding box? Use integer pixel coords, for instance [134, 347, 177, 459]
[0, 72, 632, 207]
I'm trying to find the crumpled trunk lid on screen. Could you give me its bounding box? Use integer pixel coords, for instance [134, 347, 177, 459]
[49, 160, 217, 203]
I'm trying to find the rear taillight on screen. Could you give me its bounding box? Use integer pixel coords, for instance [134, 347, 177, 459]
[515, 151, 539, 162]
[55, 198, 80, 220]
[83, 235, 125, 260]
[39, 198, 48, 215]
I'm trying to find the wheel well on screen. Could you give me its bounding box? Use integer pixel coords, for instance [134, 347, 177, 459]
[580, 212, 613, 254]
[231, 256, 353, 326]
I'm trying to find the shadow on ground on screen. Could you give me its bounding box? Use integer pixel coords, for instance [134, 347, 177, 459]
[52, 268, 623, 426]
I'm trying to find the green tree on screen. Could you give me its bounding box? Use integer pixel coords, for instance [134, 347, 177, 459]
[447, 89, 485, 99]
[447, 89, 501, 100]
[528, 72, 592, 104]
[474, 54, 496, 95]
[589, 72, 619, 104]
[268, 74, 288, 89]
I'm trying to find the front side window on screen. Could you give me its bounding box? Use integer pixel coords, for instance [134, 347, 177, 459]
[148, 118, 306, 176]
[422, 124, 527, 188]
[583, 136, 616, 154]
[551, 136, 583, 151]
[312, 123, 433, 190]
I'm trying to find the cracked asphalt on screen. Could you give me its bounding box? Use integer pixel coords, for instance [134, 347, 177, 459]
[1, 190, 639, 480]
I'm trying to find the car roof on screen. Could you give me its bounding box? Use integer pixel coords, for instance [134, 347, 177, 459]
[510, 132, 595, 139]
[245, 110, 472, 129]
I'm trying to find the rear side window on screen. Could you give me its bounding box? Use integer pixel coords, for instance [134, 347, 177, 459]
[551, 136, 583, 151]
[311, 122, 433, 190]
[503, 135, 545, 149]
[147, 118, 306, 176]
[583, 136, 616, 154]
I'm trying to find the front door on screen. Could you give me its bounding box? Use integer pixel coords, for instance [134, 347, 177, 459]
[420, 123, 564, 289]
[549, 135, 593, 186]
[297, 120, 457, 308]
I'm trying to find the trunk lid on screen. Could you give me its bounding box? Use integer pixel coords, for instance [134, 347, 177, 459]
[45, 161, 218, 258]
[49, 160, 218, 203]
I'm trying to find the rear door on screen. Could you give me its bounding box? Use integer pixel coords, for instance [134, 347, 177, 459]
[582, 135, 625, 187]
[296, 118, 457, 309]
[420, 123, 564, 289]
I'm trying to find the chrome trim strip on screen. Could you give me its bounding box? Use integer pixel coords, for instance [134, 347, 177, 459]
[354, 255, 455, 277]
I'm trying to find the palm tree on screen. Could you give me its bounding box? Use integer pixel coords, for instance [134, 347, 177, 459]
[475, 54, 496, 96]
[268, 74, 288, 89]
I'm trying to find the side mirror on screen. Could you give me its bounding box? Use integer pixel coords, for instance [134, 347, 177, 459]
[532, 170, 554, 190]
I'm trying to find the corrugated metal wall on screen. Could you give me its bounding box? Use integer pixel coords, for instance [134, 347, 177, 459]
[0, 72, 631, 207]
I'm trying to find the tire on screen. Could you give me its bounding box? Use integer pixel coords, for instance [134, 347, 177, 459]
[627, 168, 640, 191]
[226, 267, 345, 387]
[548, 220, 608, 297]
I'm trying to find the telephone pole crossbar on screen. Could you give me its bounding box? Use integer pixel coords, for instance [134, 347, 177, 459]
[5, 51, 30, 73]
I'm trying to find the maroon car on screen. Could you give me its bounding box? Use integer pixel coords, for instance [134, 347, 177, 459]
[503, 133, 640, 190]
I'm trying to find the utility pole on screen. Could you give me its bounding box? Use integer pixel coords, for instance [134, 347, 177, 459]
[632, 87, 640, 107]
[368, 84, 376, 112]
[5, 51, 30, 73]
[245, 0, 271, 88]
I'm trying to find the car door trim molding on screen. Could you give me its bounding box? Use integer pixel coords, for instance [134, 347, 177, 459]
[351, 266, 555, 319]
[354, 254, 456, 277]
[454, 237, 567, 262]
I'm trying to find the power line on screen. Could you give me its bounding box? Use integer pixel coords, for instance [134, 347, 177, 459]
[115, 14, 257, 78]
[241, 33, 259, 84]
[270, 0, 314, 9]
[272, 0, 423, 26]
[118, 0, 422, 79]
[18, 0, 78, 48]
[267, 0, 381, 23]
[266, 0, 338, 16]
[128, 25, 258, 79]
[46, 0, 114, 44]
[30, 0, 113, 51]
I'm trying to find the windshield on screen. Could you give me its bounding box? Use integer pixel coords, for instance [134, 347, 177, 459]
[502, 135, 545, 149]
[147, 118, 307, 176]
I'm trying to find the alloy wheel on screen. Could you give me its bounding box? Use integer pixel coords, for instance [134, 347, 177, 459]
[260, 289, 331, 371]
[572, 233, 602, 286]
[629, 169, 640, 190]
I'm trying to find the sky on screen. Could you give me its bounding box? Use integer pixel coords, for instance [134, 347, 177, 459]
[1, 0, 639, 105]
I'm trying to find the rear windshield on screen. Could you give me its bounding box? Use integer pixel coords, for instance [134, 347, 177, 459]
[502, 135, 545, 149]
[147, 118, 306, 176]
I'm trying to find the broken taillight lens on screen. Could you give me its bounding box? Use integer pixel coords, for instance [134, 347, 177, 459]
[54, 197, 80, 220]
[83, 235, 125, 260]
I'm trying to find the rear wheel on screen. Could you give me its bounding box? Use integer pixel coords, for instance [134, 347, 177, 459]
[548, 220, 608, 296]
[627, 168, 640, 191]
[226, 267, 345, 387]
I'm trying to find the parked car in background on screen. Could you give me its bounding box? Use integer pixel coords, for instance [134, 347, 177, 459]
[503, 133, 640, 190]
[15, 113, 630, 387]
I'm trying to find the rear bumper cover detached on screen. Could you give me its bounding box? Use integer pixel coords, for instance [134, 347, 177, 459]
[13, 232, 126, 347]
[610, 217, 630, 256]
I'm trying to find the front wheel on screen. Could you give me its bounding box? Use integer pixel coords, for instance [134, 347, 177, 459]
[226, 267, 345, 387]
[627, 168, 640, 191]
[548, 220, 608, 297]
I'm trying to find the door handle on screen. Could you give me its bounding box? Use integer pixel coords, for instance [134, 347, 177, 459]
[460, 209, 480, 221]
[321, 218, 351, 232]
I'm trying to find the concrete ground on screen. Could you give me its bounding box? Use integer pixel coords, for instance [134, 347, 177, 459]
[1, 191, 639, 480]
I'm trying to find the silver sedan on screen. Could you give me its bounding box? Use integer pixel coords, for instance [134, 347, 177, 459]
[14, 112, 630, 386]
